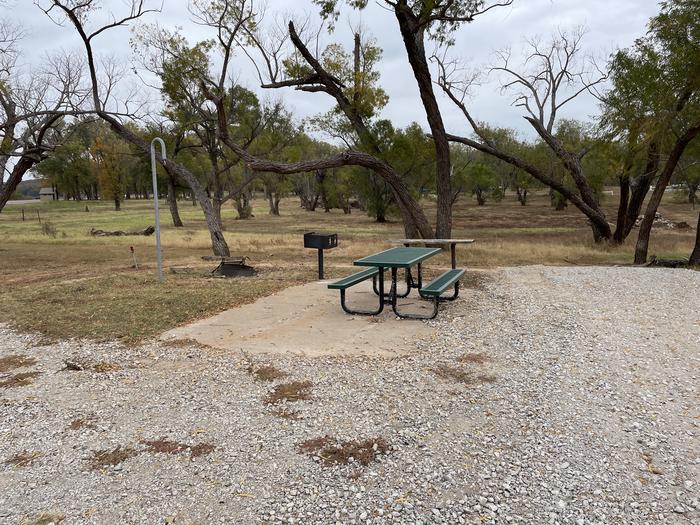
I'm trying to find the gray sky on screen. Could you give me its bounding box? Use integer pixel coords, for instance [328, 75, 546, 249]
[9, 0, 660, 140]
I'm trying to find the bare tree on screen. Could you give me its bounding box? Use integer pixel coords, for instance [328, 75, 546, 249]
[240, 0, 512, 237]
[38, 0, 234, 256]
[0, 23, 86, 211]
[435, 29, 614, 242]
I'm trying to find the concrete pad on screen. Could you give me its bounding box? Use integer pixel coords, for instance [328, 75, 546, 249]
[160, 280, 435, 357]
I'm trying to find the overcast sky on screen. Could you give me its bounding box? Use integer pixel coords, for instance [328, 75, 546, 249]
[8, 0, 660, 140]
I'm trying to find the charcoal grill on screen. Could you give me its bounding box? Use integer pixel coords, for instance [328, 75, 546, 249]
[304, 232, 338, 279]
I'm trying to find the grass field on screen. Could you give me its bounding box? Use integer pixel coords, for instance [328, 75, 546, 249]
[0, 192, 696, 343]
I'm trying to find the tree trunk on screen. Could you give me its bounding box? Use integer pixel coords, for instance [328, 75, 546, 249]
[267, 190, 280, 215]
[235, 192, 253, 219]
[212, 198, 224, 229]
[114, 197, 121, 211]
[98, 112, 230, 257]
[167, 172, 183, 227]
[634, 125, 700, 264]
[394, 5, 451, 237]
[689, 211, 700, 266]
[475, 189, 486, 206]
[617, 141, 660, 241]
[516, 187, 528, 205]
[613, 175, 630, 243]
[0, 157, 34, 213]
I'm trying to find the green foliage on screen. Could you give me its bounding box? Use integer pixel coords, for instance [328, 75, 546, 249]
[313, 0, 491, 44]
[307, 35, 388, 146]
[603, 0, 700, 171]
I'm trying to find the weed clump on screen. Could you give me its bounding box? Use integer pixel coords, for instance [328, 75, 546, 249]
[248, 364, 287, 382]
[140, 438, 216, 458]
[89, 446, 138, 469]
[0, 371, 41, 389]
[40, 221, 58, 238]
[431, 365, 496, 385]
[6, 451, 42, 467]
[459, 352, 490, 364]
[297, 436, 389, 467]
[264, 381, 312, 404]
[69, 417, 97, 431]
[0, 354, 37, 372]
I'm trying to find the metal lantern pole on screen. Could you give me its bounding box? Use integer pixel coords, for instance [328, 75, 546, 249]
[150, 138, 167, 282]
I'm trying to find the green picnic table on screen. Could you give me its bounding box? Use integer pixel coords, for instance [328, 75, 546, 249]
[328, 246, 465, 320]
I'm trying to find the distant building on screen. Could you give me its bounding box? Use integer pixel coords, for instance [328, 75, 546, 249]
[38, 187, 56, 201]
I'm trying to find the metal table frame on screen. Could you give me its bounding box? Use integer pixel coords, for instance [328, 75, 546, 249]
[344, 247, 444, 319]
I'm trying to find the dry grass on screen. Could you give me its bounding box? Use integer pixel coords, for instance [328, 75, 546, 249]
[89, 446, 139, 469]
[0, 354, 37, 372]
[297, 436, 389, 466]
[247, 364, 287, 382]
[189, 443, 216, 458]
[642, 452, 664, 475]
[0, 371, 41, 389]
[69, 417, 97, 431]
[431, 365, 496, 385]
[264, 381, 313, 405]
[92, 361, 120, 373]
[459, 352, 491, 364]
[140, 438, 216, 458]
[19, 512, 65, 525]
[161, 338, 214, 351]
[271, 407, 303, 420]
[0, 193, 695, 342]
[5, 450, 42, 467]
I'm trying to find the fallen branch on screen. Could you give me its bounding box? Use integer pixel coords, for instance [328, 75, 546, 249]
[89, 226, 155, 237]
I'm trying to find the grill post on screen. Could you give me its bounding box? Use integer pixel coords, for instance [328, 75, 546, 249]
[303, 231, 337, 280]
[317, 248, 324, 279]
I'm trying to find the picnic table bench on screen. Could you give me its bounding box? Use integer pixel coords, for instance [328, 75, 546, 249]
[328, 246, 465, 320]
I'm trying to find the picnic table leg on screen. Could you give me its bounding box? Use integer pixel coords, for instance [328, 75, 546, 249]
[450, 243, 456, 269]
[390, 266, 439, 320]
[339, 268, 386, 316]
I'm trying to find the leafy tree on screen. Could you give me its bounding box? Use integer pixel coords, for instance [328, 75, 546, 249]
[604, 0, 700, 262]
[92, 129, 135, 211]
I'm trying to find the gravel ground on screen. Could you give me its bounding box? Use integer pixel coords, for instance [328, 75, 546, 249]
[1, 265, 698, 525]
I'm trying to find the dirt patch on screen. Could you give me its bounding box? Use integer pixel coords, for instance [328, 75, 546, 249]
[89, 446, 139, 470]
[297, 436, 389, 466]
[6, 451, 42, 467]
[459, 352, 491, 364]
[0, 371, 41, 389]
[264, 381, 313, 405]
[0, 354, 37, 372]
[140, 438, 216, 459]
[431, 365, 496, 385]
[248, 364, 287, 382]
[461, 271, 492, 290]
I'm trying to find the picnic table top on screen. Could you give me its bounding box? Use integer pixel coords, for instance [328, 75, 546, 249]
[354, 247, 442, 268]
[391, 238, 475, 244]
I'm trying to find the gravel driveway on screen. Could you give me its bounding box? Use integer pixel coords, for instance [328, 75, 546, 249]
[1, 266, 698, 525]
